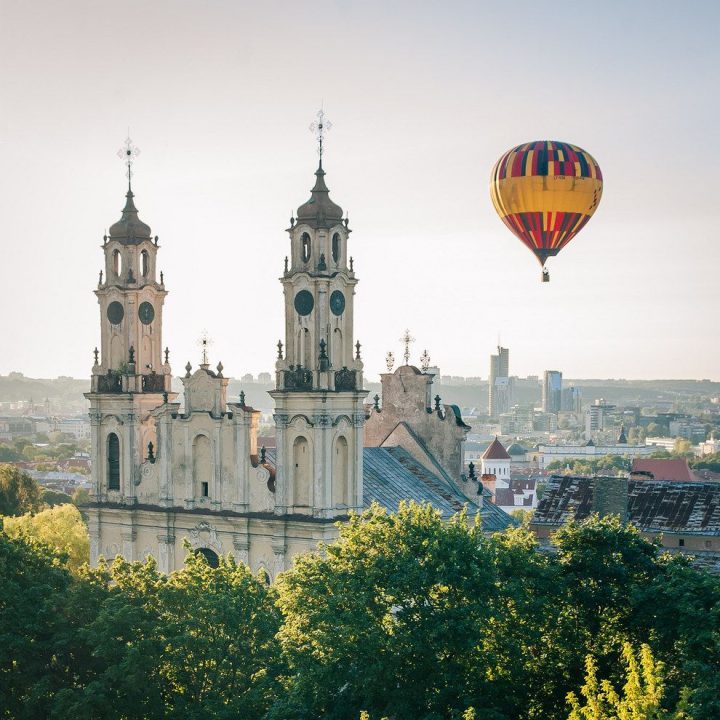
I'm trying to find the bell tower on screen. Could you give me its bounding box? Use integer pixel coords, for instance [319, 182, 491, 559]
[270, 112, 367, 519]
[86, 138, 174, 509]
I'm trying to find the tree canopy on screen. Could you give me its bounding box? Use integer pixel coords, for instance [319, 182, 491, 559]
[2, 503, 720, 719]
[0, 464, 42, 516]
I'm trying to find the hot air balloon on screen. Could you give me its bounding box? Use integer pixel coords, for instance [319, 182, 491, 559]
[490, 140, 603, 281]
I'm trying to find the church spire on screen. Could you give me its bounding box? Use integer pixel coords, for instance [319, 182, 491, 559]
[109, 136, 151, 242]
[296, 109, 344, 229]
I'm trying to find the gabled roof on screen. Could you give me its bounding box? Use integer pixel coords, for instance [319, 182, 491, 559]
[482, 437, 511, 460]
[631, 459, 697, 482]
[263, 446, 516, 532]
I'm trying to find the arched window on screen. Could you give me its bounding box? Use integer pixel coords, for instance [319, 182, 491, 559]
[331, 233, 341, 263]
[301, 233, 311, 263]
[112, 249, 122, 277]
[193, 435, 212, 500]
[107, 433, 120, 490]
[292, 436, 310, 508]
[195, 547, 219, 568]
[141, 250, 149, 277]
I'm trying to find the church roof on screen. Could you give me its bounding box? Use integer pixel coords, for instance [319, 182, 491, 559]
[296, 165, 344, 229]
[363, 447, 514, 531]
[108, 188, 152, 243]
[482, 437, 511, 460]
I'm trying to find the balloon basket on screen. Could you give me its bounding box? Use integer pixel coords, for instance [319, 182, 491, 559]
[541, 268, 550, 283]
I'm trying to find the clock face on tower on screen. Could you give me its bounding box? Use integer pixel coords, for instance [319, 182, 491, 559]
[330, 290, 345, 316]
[107, 301, 124, 325]
[138, 302, 155, 325]
[294, 290, 314, 316]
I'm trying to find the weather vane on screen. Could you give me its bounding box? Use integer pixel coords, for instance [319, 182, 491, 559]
[309, 108, 332, 165]
[117, 134, 141, 186]
[197, 330, 213, 366]
[400, 329, 415, 366]
[420, 349, 431, 373]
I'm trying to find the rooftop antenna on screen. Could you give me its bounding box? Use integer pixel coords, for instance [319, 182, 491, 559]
[117, 132, 140, 191]
[309, 106, 332, 169]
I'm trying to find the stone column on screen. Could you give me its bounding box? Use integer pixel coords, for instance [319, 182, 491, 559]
[157, 534, 175, 573]
[120, 529, 136, 562]
[233, 535, 250, 567]
[273, 412, 289, 515]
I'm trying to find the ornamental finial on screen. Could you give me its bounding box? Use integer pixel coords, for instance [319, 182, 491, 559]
[197, 330, 213, 366]
[420, 349, 431, 373]
[400, 329, 415, 366]
[309, 107, 332, 168]
[117, 134, 141, 190]
[385, 351, 395, 373]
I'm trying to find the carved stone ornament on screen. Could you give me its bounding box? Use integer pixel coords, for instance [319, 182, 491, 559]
[273, 412, 290, 428]
[189, 521, 223, 553]
[256, 466, 270, 485]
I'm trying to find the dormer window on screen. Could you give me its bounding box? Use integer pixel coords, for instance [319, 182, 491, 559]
[301, 233, 311, 263]
[332, 233, 340, 263]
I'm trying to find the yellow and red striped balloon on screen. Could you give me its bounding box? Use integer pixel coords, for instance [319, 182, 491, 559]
[490, 141, 603, 279]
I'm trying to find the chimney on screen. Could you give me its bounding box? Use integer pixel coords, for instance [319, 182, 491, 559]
[593, 476, 629, 522]
[481, 473, 497, 503]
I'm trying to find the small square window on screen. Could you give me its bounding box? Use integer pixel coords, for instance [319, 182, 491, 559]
[678, 538, 685, 547]
[705, 540, 712, 549]
[201, 482, 209, 498]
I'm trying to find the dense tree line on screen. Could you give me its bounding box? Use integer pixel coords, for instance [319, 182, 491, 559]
[2, 501, 720, 719]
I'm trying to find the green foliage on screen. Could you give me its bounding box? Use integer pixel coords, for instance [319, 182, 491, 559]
[672, 439, 693, 458]
[546, 455, 631, 476]
[567, 643, 684, 720]
[0, 444, 22, 462]
[4, 503, 89, 573]
[0, 531, 104, 720]
[3, 503, 720, 719]
[72, 487, 90, 506]
[54, 547, 284, 719]
[41, 487, 73, 506]
[274, 502, 501, 720]
[691, 452, 720, 473]
[0, 464, 42, 516]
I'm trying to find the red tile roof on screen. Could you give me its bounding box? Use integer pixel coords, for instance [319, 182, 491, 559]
[482, 437, 511, 460]
[631, 459, 696, 482]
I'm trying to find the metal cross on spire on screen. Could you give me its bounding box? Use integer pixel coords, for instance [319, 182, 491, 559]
[117, 134, 141, 188]
[197, 330, 213, 366]
[400, 329, 415, 366]
[309, 108, 332, 167]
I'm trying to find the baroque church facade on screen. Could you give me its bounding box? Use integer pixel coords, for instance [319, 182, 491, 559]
[85, 142, 513, 577]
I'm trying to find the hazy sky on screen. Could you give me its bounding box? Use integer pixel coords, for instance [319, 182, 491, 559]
[1, 0, 718, 381]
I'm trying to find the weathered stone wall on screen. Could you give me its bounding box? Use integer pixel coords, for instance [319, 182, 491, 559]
[364, 366, 468, 482]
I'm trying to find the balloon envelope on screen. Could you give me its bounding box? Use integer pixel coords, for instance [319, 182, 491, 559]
[490, 140, 603, 267]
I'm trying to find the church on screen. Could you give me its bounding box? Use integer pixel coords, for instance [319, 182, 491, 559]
[85, 132, 513, 577]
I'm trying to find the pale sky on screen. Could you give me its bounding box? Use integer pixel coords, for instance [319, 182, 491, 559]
[1, 0, 718, 381]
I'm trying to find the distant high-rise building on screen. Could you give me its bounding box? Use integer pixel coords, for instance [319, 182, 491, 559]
[489, 346, 510, 416]
[585, 398, 615, 438]
[561, 386, 583, 414]
[542, 370, 563, 413]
